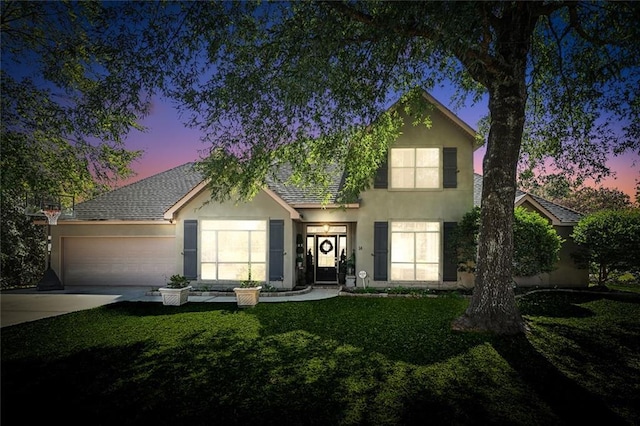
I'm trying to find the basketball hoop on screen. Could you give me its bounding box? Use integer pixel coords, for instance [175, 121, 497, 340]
[43, 209, 62, 226]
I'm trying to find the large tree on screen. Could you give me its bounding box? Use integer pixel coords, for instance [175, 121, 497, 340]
[519, 173, 632, 214]
[134, 1, 638, 334]
[5, 2, 638, 332]
[572, 209, 640, 285]
[1, 1, 155, 286]
[0, 1, 153, 197]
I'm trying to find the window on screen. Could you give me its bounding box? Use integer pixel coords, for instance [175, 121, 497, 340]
[390, 221, 440, 281]
[201, 220, 267, 281]
[390, 148, 440, 189]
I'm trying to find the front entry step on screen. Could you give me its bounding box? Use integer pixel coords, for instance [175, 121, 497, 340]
[313, 284, 340, 289]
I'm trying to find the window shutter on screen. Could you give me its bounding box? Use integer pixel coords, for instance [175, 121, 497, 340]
[374, 156, 388, 189]
[373, 222, 389, 281]
[183, 220, 198, 279]
[443, 222, 458, 281]
[443, 147, 457, 188]
[269, 219, 284, 281]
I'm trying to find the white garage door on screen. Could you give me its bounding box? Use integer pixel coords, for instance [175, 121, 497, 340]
[63, 237, 176, 286]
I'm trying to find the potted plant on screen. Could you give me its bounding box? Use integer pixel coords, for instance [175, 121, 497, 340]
[159, 274, 192, 306]
[346, 251, 356, 275]
[233, 267, 262, 308]
[345, 251, 356, 287]
[338, 249, 347, 285]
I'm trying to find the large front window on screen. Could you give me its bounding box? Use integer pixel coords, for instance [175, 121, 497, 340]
[390, 147, 440, 189]
[391, 221, 440, 281]
[201, 220, 266, 281]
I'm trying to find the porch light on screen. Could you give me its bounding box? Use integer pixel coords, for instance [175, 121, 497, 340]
[322, 224, 330, 233]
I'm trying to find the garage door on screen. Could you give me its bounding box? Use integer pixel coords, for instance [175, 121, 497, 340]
[63, 237, 176, 286]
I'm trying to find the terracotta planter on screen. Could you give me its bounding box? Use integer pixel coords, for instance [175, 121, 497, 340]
[159, 286, 192, 306]
[458, 272, 475, 289]
[233, 286, 262, 308]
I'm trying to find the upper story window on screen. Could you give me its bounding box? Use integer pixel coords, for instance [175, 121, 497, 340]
[390, 148, 440, 189]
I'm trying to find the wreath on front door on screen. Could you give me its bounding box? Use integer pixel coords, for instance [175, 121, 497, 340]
[319, 239, 333, 255]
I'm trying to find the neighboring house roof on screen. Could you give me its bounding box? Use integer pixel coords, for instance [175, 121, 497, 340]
[473, 174, 583, 225]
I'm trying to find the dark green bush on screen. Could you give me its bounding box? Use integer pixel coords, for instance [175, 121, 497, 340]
[452, 206, 564, 277]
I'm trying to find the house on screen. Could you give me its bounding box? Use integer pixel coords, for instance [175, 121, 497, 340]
[48, 91, 586, 290]
[474, 174, 588, 287]
[49, 92, 478, 290]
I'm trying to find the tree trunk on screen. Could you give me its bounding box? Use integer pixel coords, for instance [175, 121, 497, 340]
[452, 7, 535, 335]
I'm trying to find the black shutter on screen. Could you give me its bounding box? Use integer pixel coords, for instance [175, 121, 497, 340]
[183, 220, 198, 279]
[269, 219, 284, 281]
[443, 147, 457, 188]
[373, 222, 389, 281]
[374, 156, 388, 189]
[443, 222, 458, 281]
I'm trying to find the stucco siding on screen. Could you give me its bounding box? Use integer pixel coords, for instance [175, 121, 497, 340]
[355, 108, 475, 288]
[174, 188, 297, 289]
[548, 226, 588, 287]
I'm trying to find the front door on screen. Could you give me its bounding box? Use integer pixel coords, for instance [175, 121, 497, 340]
[316, 235, 337, 282]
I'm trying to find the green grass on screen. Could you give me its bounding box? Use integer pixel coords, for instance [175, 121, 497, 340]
[2, 293, 639, 425]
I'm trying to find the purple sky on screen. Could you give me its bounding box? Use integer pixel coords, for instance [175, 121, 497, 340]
[123, 89, 638, 202]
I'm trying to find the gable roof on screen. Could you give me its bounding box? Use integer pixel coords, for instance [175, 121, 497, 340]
[71, 162, 349, 221]
[419, 91, 481, 150]
[71, 91, 477, 221]
[266, 163, 347, 206]
[74, 163, 203, 221]
[473, 174, 583, 225]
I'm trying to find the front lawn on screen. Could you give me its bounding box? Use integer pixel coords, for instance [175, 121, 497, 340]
[2, 292, 638, 425]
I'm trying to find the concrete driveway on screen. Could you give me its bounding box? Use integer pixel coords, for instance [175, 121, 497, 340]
[0, 286, 151, 328]
[0, 285, 340, 328]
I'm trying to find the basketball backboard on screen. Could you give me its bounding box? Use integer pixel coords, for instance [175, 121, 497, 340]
[23, 193, 75, 219]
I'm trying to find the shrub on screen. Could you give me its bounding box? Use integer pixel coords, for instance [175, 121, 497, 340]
[0, 191, 46, 288]
[513, 207, 564, 276]
[452, 206, 564, 277]
[571, 209, 640, 285]
[166, 274, 190, 288]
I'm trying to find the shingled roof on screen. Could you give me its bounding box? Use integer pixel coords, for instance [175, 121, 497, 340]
[473, 174, 583, 225]
[74, 163, 204, 221]
[266, 163, 346, 205]
[72, 162, 348, 220]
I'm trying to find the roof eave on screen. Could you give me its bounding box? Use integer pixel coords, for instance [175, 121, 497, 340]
[163, 180, 209, 220]
[292, 202, 360, 209]
[515, 194, 564, 226]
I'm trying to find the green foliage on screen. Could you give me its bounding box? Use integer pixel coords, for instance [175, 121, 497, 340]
[518, 173, 632, 214]
[571, 209, 640, 285]
[559, 187, 632, 215]
[1, 2, 151, 287]
[1, 1, 147, 198]
[451, 206, 481, 272]
[453, 207, 564, 276]
[240, 267, 261, 288]
[3, 1, 638, 332]
[513, 208, 565, 276]
[166, 274, 190, 289]
[0, 191, 46, 288]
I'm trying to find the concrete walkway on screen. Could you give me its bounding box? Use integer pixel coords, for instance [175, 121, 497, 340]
[0, 285, 340, 328]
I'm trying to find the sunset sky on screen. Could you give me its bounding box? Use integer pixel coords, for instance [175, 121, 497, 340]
[123, 87, 639, 202]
